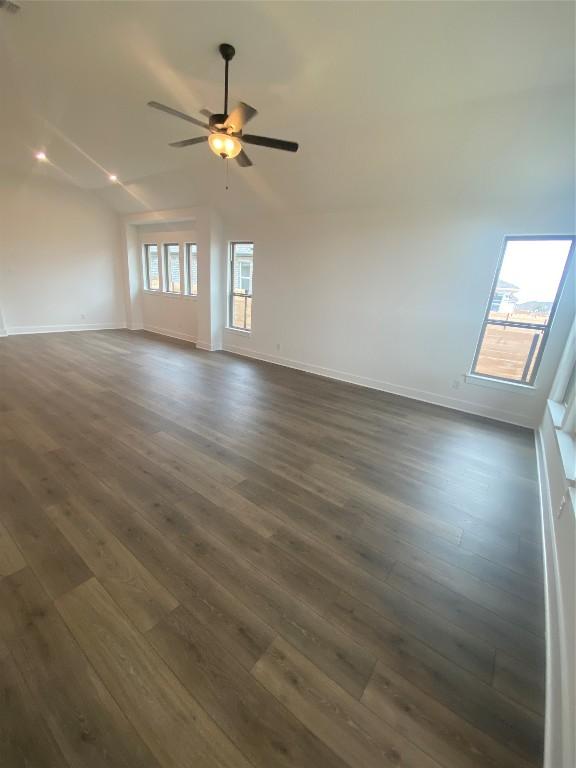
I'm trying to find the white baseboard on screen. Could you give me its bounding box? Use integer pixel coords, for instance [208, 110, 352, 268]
[196, 340, 221, 352]
[222, 342, 534, 428]
[5, 322, 126, 336]
[142, 325, 197, 345]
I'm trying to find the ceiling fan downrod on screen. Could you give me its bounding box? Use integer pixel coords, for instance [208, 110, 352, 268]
[219, 43, 236, 119]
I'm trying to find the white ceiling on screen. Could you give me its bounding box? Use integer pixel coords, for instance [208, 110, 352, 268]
[1, 1, 574, 214]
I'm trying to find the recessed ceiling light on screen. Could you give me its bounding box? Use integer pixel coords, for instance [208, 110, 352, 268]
[108, 174, 118, 183]
[35, 151, 47, 162]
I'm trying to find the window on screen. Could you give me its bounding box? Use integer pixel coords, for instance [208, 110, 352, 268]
[229, 242, 253, 331]
[163, 243, 181, 293]
[143, 244, 160, 291]
[560, 363, 576, 441]
[562, 364, 576, 410]
[548, 322, 576, 491]
[184, 243, 198, 296]
[471, 237, 574, 384]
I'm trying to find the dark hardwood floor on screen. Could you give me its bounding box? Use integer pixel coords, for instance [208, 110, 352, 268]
[0, 330, 545, 768]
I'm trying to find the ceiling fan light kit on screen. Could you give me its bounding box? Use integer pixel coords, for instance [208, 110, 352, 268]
[208, 132, 242, 160]
[148, 42, 299, 169]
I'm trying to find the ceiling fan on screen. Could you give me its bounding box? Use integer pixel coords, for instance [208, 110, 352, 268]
[147, 43, 299, 168]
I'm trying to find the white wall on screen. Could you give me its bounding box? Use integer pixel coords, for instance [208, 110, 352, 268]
[537, 323, 576, 768]
[537, 407, 575, 768]
[137, 227, 198, 343]
[0, 173, 125, 334]
[221, 201, 574, 428]
[141, 292, 197, 343]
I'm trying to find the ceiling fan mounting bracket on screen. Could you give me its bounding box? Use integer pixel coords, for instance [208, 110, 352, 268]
[219, 43, 236, 62]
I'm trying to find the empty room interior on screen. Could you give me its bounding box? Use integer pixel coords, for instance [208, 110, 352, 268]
[1, 2, 575, 768]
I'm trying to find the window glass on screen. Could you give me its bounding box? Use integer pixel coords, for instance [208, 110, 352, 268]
[144, 244, 160, 291]
[472, 238, 573, 384]
[487, 240, 571, 325]
[229, 242, 253, 331]
[164, 243, 181, 293]
[185, 243, 198, 296]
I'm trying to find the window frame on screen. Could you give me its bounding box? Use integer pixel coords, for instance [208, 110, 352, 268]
[184, 242, 198, 297]
[470, 235, 575, 386]
[162, 242, 182, 295]
[142, 243, 160, 292]
[228, 241, 254, 332]
[561, 380, 576, 436]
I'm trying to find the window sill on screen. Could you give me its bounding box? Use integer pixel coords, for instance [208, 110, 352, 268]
[547, 400, 575, 486]
[548, 400, 566, 429]
[225, 327, 251, 336]
[464, 373, 536, 394]
[143, 290, 197, 300]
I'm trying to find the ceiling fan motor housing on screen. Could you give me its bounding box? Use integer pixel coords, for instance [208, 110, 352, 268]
[209, 114, 232, 132]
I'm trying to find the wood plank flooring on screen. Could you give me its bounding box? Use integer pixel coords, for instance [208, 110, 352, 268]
[0, 330, 545, 768]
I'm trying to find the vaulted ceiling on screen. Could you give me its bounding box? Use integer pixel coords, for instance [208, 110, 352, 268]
[1, 1, 574, 214]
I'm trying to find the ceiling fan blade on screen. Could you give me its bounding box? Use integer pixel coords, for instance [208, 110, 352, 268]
[236, 149, 253, 167]
[242, 134, 298, 152]
[225, 102, 258, 132]
[2, 0, 21, 12]
[169, 136, 208, 148]
[147, 101, 209, 130]
[199, 108, 212, 118]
